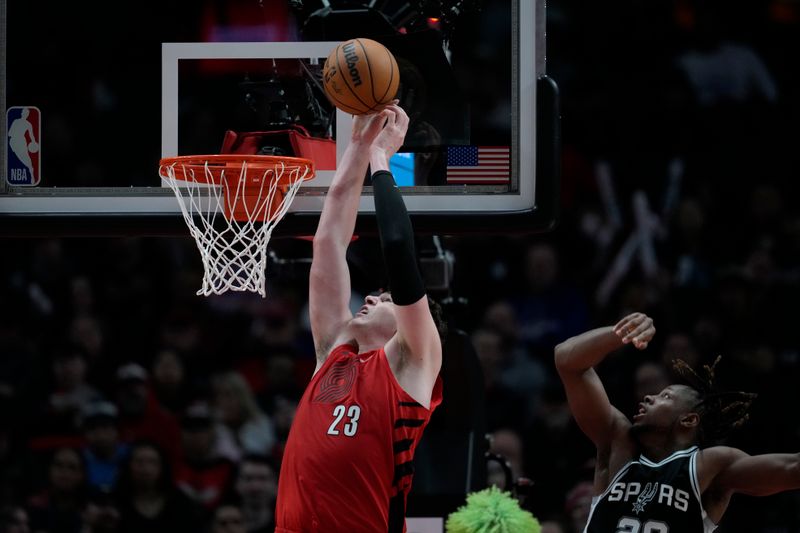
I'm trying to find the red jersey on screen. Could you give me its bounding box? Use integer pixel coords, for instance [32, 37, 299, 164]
[276, 344, 442, 533]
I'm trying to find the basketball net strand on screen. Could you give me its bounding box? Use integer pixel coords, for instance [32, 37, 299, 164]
[161, 161, 308, 297]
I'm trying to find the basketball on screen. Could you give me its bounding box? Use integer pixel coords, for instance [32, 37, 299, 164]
[27, 141, 39, 153]
[323, 38, 400, 115]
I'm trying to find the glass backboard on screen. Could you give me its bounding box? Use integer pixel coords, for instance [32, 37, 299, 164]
[1, 0, 558, 236]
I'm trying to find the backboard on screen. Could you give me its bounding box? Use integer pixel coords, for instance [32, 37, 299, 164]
[1, 0, 558, 237]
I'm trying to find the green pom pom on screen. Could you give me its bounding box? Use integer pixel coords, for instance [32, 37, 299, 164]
[446, 486, 542, 533]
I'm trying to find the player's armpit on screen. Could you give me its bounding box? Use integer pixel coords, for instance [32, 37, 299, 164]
[391, 296, 442, 366]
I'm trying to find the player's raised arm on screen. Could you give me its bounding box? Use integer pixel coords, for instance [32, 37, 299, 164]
[701, 447, 800, 500]
[555, 312, 655, 449]
[309, 110, 392, 364]
[370, 105, 442, 407]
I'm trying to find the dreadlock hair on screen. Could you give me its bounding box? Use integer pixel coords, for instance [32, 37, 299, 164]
[672, 356, 758, 447]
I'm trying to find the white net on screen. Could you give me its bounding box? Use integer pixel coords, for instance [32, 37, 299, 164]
[159, 158, 311, 297]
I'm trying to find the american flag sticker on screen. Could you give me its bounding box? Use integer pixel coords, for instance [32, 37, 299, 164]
[446, 146, 510, 184]
[6, 106, 41, 186]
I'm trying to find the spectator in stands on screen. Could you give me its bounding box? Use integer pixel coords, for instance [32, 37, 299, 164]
[80, 401, 129, 491]
[266, 395, 297, 462]
[150, 349, 190, 415]
[474, 314, 549, 423]
[563, 481, 593, 533]
[540, 521, 566, 533]
[507, 243, 590, 356]
[80, 488, 120, 533]
[27, 448, 87, 533]
[472, 327, 528, 431]
[212, 372, 276, 458]
[523, 383, 595, 522]
[42, 346, 100, 436]
[115, 441, 202, 533]
[490, 428, 526, 478]
[660, 332, 701, 369]
[114, 363, 181, 462]
[69, 316, 105, 365]
[232, 455, 277, 533]
[173, 403, 235, 509]
[676, 35, 778, 106]
[256, 351, 304, 411]
[0, 505, 30, 533]
[633, 360, 670, 403]
[210, 502, 247, 533]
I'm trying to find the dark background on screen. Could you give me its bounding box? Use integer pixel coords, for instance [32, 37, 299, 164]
[2, 1, 800, 532]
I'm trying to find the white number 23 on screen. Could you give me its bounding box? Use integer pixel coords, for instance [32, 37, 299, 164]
[327, 404, 361, 437]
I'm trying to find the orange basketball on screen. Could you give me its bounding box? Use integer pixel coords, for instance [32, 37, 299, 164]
[323, 38, 400, 115]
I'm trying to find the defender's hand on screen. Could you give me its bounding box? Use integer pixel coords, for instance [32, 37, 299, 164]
[613, 312, 655, 350]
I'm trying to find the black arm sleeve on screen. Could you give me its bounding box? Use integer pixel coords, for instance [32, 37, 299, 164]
[370, 170, 425, 306]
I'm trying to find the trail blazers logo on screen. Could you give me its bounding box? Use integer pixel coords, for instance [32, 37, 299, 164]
[314, 355, 358, 403]
[632, 482, 659, 514]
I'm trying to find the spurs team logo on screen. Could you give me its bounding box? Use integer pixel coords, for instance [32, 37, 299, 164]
[632, 482, 658, 514]
[608, 481, 690, 513]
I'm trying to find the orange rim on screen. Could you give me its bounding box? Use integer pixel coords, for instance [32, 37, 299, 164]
[159, 154, 315, 187]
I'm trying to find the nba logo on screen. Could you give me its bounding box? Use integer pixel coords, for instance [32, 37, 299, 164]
[6, 106, 41, 186]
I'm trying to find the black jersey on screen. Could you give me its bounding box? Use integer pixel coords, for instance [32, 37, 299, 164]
[584, 447, 716, 533]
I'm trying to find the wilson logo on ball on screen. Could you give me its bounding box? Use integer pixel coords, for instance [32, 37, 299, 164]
[323, 38, 399, 115]
[342, 42, 363, 86]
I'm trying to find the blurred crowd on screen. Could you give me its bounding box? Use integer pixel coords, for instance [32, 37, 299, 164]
[3, 0, 800, 532]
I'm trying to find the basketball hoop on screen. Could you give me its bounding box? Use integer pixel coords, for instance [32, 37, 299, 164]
[159, 154, 315, 297]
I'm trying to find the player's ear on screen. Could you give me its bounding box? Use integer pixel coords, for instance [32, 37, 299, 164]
[680, 412, 700, 429]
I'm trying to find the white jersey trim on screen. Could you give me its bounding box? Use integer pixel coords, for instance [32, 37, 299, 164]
[639, 446, 698, 467]
[582, 461, 637, 533]
[689, 449, 719, 533]
[583, 447, 717, 533]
